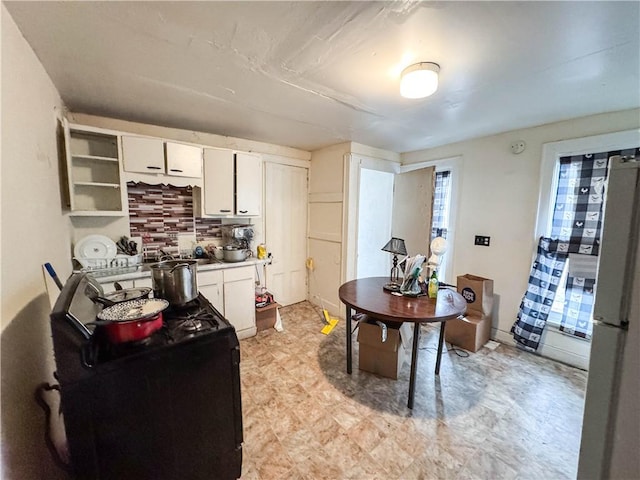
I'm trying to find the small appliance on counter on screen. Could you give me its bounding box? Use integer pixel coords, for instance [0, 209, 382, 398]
[221, 224, 254, 250]
[220, 224, 255, 262]
[49, 272, 243, 479]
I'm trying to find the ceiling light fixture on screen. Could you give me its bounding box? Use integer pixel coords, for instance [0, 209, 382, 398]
[400, 62, 440, 99]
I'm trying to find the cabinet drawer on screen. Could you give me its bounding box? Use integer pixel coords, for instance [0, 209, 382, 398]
[223, 266, 254, 283]
[199, 269, 223, 286]
[134, 277, 153, 289]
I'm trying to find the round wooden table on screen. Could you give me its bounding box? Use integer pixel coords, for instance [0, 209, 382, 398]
[338, 276, 467, 409]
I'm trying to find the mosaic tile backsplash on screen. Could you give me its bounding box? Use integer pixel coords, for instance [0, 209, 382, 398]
[127, 182, 222, 259]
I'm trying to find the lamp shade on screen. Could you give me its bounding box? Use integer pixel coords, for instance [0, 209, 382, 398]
[400, 62, 440, 99]
[381, 237, 407, 255]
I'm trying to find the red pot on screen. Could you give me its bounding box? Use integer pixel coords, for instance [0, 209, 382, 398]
[101, 312, 164, 344]
[94, 298, 169, 344]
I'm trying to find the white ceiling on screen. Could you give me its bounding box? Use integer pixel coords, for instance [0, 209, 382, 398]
[5, 1, 640, 153]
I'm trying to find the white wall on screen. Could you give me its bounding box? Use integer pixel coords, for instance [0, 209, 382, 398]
[402, 108, 640, 339]
[308, 142, 399, 315]
[1, 5, 70, 478]
[308, 143, 349, 315]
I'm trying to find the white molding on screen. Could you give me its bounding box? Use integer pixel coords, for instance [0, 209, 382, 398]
[343, 154, 359, 282]
[357, 154, 401, 173]
[399, 155, 462, 173]
[349, 142, 401, 163]
[494, 328, 590, 370]
[261, 153, 311, 169]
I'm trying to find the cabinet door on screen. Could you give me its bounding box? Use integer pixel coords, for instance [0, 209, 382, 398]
[199, 270, 224, 314]
[200, 284, 224, 315]
[223, 278, 256, 337]
[235, 152, 262, 216]
[133, 277, 153, 289]
[166, 142, 202, 178]
[121, 136, 164, 174]
[203, 148, 234, 215]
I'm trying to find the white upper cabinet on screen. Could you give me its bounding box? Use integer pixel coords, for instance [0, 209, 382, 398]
[122, 136, 202, 178]
[235, 152, 262, 216]
[203, 148, 235, 215]
[121, 136, 164, 173]
[165, 142, 202, 178]
[201, 149, 262, 217]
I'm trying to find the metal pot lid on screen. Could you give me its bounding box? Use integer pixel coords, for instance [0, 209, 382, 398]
[103, 287, 151, 303]
[150, 259, 197, 269]
[97, 298, 169, 322]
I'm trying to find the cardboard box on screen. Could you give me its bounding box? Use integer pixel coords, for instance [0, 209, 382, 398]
[444, 311, 491, 352]
[457, 274, 494, 315]
[357, 319, 413, 379]
[255, 303, 280, 332]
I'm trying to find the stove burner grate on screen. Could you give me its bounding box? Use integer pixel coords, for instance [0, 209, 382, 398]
[169, 307, 220, 337]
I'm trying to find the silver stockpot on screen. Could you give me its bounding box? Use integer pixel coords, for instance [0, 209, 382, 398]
[149, 260, 198, 306]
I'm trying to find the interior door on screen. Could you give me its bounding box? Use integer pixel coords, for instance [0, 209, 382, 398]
[392, 167, 434, 257]
[265, 162, 308, 306]
[356, 168, 394, 278]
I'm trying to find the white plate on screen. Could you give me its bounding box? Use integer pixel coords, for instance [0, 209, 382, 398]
[74, 234, 117, 260]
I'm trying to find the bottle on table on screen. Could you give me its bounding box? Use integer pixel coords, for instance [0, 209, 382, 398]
[428, 269, 439, 299]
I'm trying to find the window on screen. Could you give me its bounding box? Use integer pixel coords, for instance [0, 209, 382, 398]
[545, 152, 609, 337]
[430, 169, 454, 282]
[431, 170, 452, 241]
[536, 131, 639, 340]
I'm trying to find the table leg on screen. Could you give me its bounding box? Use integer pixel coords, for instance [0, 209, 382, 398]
[407, 322, 421, 409]
[435, 321, 446, 375]
[346, 306, 352, 374]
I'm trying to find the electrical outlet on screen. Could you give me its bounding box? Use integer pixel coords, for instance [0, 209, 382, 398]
[474, 235, 490, 246]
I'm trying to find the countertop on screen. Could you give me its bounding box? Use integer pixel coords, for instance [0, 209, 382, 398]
[84, 257, 271, 284]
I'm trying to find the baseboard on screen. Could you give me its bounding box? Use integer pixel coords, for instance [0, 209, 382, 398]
[237, 326, 258, 340]
[493, 328, 590, 370]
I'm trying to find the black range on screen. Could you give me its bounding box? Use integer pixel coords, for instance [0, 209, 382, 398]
[50, 272, 243, 480]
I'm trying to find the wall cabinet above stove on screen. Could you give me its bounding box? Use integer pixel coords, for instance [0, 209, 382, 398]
[199, 148, 262, 217]
[121, 136, 202, 179]
[63, 121, 127, 217]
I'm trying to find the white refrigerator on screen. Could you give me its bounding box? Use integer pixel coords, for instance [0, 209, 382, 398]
[578, 154, 640, 479]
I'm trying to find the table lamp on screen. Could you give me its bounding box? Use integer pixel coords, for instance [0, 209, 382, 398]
[381, 237, 407, 287]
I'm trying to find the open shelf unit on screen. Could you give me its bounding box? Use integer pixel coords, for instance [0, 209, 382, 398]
[64, 122, 127, 215]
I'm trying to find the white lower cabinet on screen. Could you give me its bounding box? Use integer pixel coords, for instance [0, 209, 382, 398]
[199, 267, 256, 339]
[100, 278, 151, 293]
[198, 270, 224, 315]
[101, 279, 134, 292]
[134, 277, 153, 289]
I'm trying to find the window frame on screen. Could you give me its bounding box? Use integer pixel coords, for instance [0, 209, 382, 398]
[536, 129, 639, 329]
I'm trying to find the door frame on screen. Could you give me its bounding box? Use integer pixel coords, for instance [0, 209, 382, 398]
[343, 154, 400, 282]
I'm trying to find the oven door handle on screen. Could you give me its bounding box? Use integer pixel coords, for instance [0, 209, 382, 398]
[65, 312, 92, 341]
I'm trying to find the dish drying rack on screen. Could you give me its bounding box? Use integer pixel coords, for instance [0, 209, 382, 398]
[74, 254, 143, 277]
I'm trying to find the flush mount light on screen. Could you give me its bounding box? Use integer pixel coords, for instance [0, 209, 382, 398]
[400, 62, 440, 99]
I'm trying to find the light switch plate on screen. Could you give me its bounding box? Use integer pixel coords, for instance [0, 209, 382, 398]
[474, 235, 490, 246]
